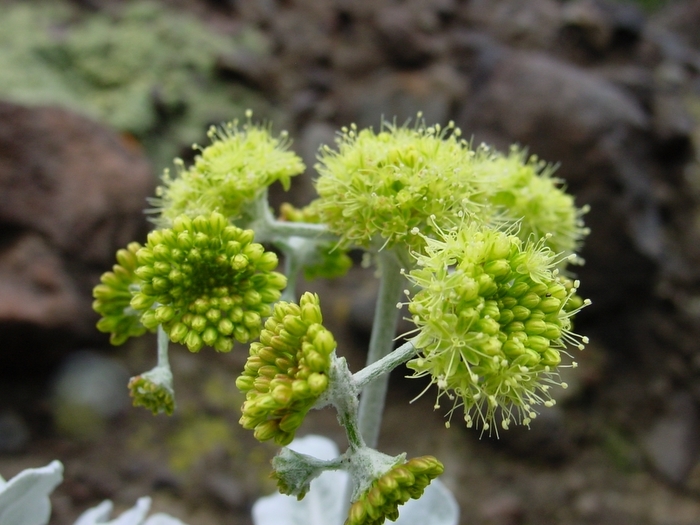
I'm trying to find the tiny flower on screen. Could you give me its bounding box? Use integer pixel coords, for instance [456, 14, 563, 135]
[405, 222, 589, 431]
[473, 145, 589, 261]
[236, 292, 337, 446]
[130, 212, 287, 352]
[310, 118, 486, 252]
[151, 113, 305, 226]
[128, 367, 175, 416]
[346, 456, 444, 525]
[93, 242, 149, 345]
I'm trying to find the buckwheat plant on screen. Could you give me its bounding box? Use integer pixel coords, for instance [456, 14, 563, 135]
[89, 112, 590, 525]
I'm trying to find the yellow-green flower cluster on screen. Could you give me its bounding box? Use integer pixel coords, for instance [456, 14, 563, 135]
[311, 118, 588, 265]
[127, 212, 286, 352]
[128, 373, 175, 416]
[473, 145, 589, 258]
[93, 242, 148, 345]
[152, 113, 305, 226]
[311, 120, 485, 252]
[346, 456, 444, 525]
[236, 292, 337, 446]
[406, 223, 589, 430]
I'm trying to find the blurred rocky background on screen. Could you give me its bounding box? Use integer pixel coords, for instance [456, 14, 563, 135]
[1, 0, 700, 524]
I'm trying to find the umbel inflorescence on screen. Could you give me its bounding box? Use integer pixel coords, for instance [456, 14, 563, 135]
[93, 113, 589, 525]
[404, 222, 589, 431]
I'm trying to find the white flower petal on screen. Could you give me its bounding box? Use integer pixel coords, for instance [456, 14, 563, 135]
[0, 460, 63, 525]
[73, 500, 115, 525]
[143, 513, 189, 525]
[73, 497, 151, 525]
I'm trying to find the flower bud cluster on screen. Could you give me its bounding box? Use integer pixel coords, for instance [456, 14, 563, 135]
[93, 242, 148, 345]
[311, 119, 485, 252]
[151, 112, 305, 226]
[346, 456, 444, 525]
[127, 212, 286, 352]
[128, 373, 175, 416]
[236, 292, 337, 446]
[406, 223, 589, 430]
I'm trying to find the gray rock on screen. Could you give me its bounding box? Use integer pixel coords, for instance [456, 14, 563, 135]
[479, 491, 524, 525]
[336, 63, 465, 130]
[461, 0, 561, 51]
[457, 49, 649, 185]
[0, 102, 153, 368]
[374, 5, 442, 68]
[0, 410, 29, 453]
[51, 350, 131, 439]
[643, 393, 700, 485]
[559, 0, 645, 59]
[204, 474, 246, 510]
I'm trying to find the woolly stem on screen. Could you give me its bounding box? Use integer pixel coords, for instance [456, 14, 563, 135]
[156, 325, 170, 369]
[352, 341, 416, 391]
[356, 249, 405, 448]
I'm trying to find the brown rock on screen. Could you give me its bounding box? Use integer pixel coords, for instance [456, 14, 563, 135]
[460, 0, 562, 51]
[559, 0, 645, 58]
[336, 63, 466, 130]
[0, 102, 153, 369]
[457, 49, 649, 186]
[653, 0, 700, 51]
[374, 5, 442, 68]
[455, 49, 661, 316]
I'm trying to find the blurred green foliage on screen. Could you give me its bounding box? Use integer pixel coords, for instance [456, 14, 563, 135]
[609, 0, 674, 12]
[622, 0, 668, 12]
[166, 413, 238, 472]
[0, 1, 273, 169]
[560, 0, 674, 13]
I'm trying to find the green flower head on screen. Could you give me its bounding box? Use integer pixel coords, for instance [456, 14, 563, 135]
[93, 242, 148, 345]
[152, 111, 305, 226]
[474, 145, 589, 260]
[405, 222, 590, 431]
[128, 367, 175, 416]
[130, 212, 287, 352]
[346, 456, 444, 525]
[236, 292, 337, 446]
[311, 118, 486, 252]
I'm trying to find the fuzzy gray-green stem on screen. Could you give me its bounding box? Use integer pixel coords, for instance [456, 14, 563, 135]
[245, 190, 337, 243]
[157, 325, 170, 369]
[356, 249, 405, 448]
[318, 356, 366, 453]
[353, 340, 416, 391]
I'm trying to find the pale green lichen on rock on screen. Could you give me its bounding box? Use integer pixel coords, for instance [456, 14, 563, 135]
[0, 0, 273, 166]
